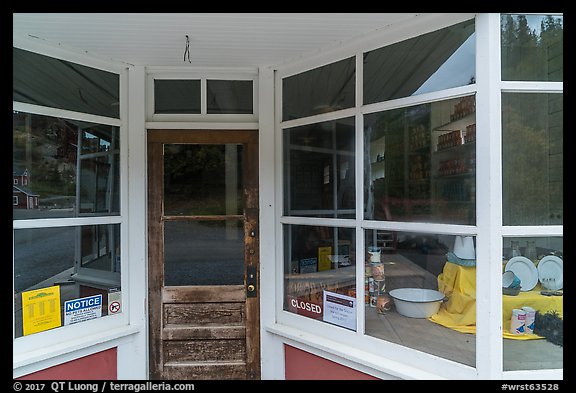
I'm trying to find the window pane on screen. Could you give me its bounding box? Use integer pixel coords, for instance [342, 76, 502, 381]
[164, 220, 244, 286]
[364, 230, 476, 367]
[284, 225, 356, 330]
[283, 118, 355, 218]
[502, 236, 563, 370]
[365, 96, 476, 224]
[502, 93, 562, 225]
[164, 144, 243, 216]
[364, 19, 475, 105]
[154, 79, 201, 114]
[13, 47, 120, 119]
[207, 80, 253, 114]
[13, 112, 120, 219]
[282, 57, 355, 121]
[13, 224, 121, 338]
[501, 14, 563, 82]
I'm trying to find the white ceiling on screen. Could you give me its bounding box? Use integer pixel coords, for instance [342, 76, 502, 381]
[13, 13, 422, 68]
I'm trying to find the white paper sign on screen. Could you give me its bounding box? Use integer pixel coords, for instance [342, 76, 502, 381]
[322, 290, 356, 331]
[64, 294, 102, 325]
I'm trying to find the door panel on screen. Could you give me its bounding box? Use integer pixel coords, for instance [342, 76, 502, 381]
[148, 130, 259, 380]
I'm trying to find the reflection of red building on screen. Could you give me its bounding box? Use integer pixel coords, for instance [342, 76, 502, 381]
[13, 168, 38, 209]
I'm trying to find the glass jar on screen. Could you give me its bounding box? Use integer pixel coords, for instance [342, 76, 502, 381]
[525, 240, 538, 262]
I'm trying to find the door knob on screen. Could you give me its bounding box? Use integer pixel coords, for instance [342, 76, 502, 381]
[247, 284, 255, 292]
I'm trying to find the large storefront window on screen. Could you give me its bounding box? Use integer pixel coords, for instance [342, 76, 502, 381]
[365, 96, 476, 225]
[13, 48, 123, 341]
[277, 13, 562, 377]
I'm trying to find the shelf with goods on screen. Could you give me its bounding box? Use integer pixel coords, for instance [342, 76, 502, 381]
[406, 111, 432, 220]
[430, 96, 476, 224]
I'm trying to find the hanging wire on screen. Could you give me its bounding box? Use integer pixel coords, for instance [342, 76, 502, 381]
[184, 35, 191, 63]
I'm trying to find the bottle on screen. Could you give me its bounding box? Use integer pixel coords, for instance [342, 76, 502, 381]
[510, 241, 521, 258]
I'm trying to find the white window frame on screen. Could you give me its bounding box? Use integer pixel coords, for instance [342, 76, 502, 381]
[270, 13, 562, 380]
[145, 67, 259, 125]
[12, 37, 135, 375]
[13, 196, 19, 205]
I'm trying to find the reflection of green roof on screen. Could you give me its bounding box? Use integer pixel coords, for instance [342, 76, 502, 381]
[30, 292, 51, 299]
[13, 185, 39, 196]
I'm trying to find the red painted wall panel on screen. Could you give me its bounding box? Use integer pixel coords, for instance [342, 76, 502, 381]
[284, 344, 378, 380]
[19, 348, 117, 380]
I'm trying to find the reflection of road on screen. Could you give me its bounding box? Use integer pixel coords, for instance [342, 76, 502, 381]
[164, 221, 245, 286]
[14, 217, 246, 292]
[13, 227, 75, 292]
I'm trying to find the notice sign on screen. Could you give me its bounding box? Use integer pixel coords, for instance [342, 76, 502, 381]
[21, 286, 61, 336]
[64, 294, 102, 326]
[322, 290, 356, 331]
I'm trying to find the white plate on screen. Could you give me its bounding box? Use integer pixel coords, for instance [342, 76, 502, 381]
[505, 256, 538, 292]
[537, 255, 563, 290]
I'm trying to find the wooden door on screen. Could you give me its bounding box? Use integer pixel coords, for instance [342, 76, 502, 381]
[148, 130, 259, 380]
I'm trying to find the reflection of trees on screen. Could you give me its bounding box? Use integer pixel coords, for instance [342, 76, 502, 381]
[502, 95, 548, 225]
[501, 14, 563, 81]
[164, 145, 240, 215]
[13, 113, 77, 200]
[501, 15, 563, 226]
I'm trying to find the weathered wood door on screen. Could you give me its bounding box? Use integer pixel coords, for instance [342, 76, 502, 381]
[148, 130, 259, 380]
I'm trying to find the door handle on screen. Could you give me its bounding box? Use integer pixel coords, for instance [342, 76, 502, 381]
[246, 266, 257, 298]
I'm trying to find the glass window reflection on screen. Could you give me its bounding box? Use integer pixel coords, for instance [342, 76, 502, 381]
[154, 79, 201, 114]
[364, 19, 475, 104]
[364, 230, 476, 367]
[12, 47, 120, 119]
[502, 236, 563, 370]
[282, 57, 355, 121]
[164, 220, 244, 286]
[13, 224, 121, 338]
[283, 118, 355, 218]
[502, 93, 563, 226]
[284, 224, 356, 330]
[164, 144, 244, 216]
[12, 112, 120, 219]
[207, 80, 253, 114]
[365, 96, 476, 225]
[501, 14, 563, 82]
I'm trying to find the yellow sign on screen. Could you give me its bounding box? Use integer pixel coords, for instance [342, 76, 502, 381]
[318, 246, 332, 271]
[22, 286, 61, 336]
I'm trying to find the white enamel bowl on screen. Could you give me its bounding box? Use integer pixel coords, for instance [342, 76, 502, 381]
[388, 288, 445, 318]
